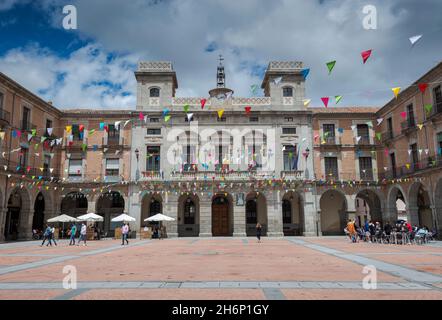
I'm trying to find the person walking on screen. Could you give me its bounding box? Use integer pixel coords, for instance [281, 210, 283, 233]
[346, 219, 357, 243]
[69, 224, 77, 246]
[256, 222, 262, 243]
[51, 225, 57, 246]
[121, 223, 129, 245]
[77, 223, 87, 246]
[40, 225, 53, 247]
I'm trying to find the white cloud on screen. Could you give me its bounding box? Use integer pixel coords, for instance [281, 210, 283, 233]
[0, 43, 139, 109]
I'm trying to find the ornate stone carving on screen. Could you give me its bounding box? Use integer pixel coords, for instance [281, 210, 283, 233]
[232, 97, 271, 106]
[268, 61, 303, 70]
[149, 98, 160, 106]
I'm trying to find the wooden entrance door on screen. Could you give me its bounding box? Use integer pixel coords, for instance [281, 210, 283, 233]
[212, 201, 229, 236]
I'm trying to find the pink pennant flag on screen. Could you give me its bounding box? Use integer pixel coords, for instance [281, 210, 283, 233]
[200, 99, 207, 109]
[321, 97, 329, 108]
[400, 111, 407, 119]
[245, 106, 251, 114]
[361, 49, 372, 64]
[384, 148, 389, 156]
[139, 112, 144, 120]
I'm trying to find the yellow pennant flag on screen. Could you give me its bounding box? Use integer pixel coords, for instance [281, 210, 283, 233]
[417, 124, 424, 130]
[303, 99, 311, 107]
[65, 125, 72, 133]
[405, 163, 410, 169]
[392, 87, 401, 99]
[0, 131, 5, 140]
[217, 109, 225, 119]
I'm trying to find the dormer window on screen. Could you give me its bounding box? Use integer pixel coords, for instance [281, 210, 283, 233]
[150, 88, 160, 97]
[283, 87, 293, 97]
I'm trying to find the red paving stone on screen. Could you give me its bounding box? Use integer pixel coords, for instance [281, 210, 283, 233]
[73, 289, 266, 300]
[0, 256, 46, 266]
[281, 289, 442, 300]
[0, 239, 400, 283]
[0, 290, 65, 300]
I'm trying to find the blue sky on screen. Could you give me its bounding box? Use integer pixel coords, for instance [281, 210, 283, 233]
[0, 0, 441, 109]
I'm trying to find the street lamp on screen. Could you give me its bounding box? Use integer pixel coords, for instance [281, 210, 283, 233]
[303, 147, 310, 159]
[135, 148, 140, 181]
[135, 148, 140, 162]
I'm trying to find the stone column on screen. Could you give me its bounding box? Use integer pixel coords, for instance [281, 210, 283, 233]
[435, 205, 442, 240]
[266, 190, 283, 237]
[199, 196, 212, 237]
[128, 185, 141, 236]
[233, 202, 246, 237]
[87, 199, 96, 213]
[18, 209, 33, 240]
[302, 190, 317, 237]
[0, 208, 7, 242]
[164, 192, 178, 238]
[407, 206, 419, 226]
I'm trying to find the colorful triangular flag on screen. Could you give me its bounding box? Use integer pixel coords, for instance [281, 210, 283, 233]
[321, 97, 329, 108]
[392, 87, 401, 99]
[326, 60, 336, 74]
[361, 49, 372, 64]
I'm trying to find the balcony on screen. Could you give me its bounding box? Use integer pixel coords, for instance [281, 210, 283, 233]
[381, 131, 394, 142]
[2, 160, 60, 180]
[320, 136, 341, 148]
[102, 136, 126, 147]
[20, 121, 37, 132]
[429, 101, 442, 120]
[324, 173, 339, 181]
[0, 109, 11, 126]
[401, 120, 416, 134]
[359, 170, 374, 181]
[170, 170, 275, 181]
[141, 171, 163, 180]
[280, 171, 304, 180]
[379, 156, 442, 180]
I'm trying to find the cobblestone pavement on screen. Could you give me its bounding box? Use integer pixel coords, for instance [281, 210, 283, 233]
[0, 237, 441, 300]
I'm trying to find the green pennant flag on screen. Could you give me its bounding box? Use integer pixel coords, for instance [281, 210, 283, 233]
[41, 136, 47, 143]
[324, 132, 329, 137]
[34, 143, 39, 150]
[376, 132, 382, 141]
[432, 160, 436, 166]
[326, 60, 336, 74]
[335, 95, 342, 104]
[164, 115, 171, 122]
[88, 129, 95, 136]
[82, 144, 87, 152]
[425, 104, 433, 114]
[31, 129, 37, 136]
[366, 121, 373, 128]
[183, 104, 190, 113]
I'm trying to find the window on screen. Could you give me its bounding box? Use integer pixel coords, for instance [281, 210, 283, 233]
[437, 132, 442, 155]
[406, 104, 415, 127]
[387, 118, 393, 138]
[359, 157, 373, 180]
[150, 118, 159, 123]
[149, 200, 161, 216]
[149, 88, 160, 97]
[282, 200, 292, 224]
[246, 199, 257, 224]
[215, 145, 228, 171]
[284, 117, 294, 122]
[217, 116, 226, 122]
[323, 124, 335, 144]
[105, 159, 119, 176]
[357, 124, 370, 144]
[249, 117, 259, 122]
[43, 155, 51, 177]
[21, 106, 30, 131]
[410, 143, 418, 167]
[183, 144, 196, 171]
[146, 146, 160, 171]
[324, 157, 338, 180]
[68, 159, 82, 177]
[0, 92, 4, 109]
[108, 124, 119, 140]
[283, 87, 293, 97]
[19, 147, 28, 169]
[147, 128, 161, 135]
[184, 198, 196, 224]
[71, 124, 82, 141]
[283, 145, 298, 171]
[390, 153, 397, 178]
[434, 85, 442, 113]
[45, 119, 53, 136]
[282, 127, 296, 135]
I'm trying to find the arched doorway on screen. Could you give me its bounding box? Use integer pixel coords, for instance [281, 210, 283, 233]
[4, 190, 22, 240]
[245, 192, 267, 236]
[409, 183, 433, 228]
[32, 193, 45, 232]
[387, 186, 407, 223]
[61, 192, 88, 217]
[212, 194, 232, 236]
[435, 178, 442, 239]
[140, 193, 163, 228]
[320, 189, 347, 235]
[178, 194, 200, 237]
[282, 191, 304, 236]
[354, 189, 382, 226]
[96, 191, 125, 237]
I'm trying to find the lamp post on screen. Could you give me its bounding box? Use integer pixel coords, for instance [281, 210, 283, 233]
[135, 148, 140, 181]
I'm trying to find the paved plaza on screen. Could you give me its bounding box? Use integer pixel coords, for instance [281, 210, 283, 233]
[0, 237, 441, 300]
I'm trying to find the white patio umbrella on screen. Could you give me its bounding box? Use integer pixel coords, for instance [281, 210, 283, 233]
[144, 213, 175, 222]
[111, 214, 136, 222]
[47, 214, 79, 223]
[77, 212, 104, 222]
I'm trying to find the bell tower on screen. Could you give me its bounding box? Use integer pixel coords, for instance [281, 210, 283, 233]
[209, 55, 234, 98]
